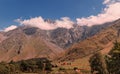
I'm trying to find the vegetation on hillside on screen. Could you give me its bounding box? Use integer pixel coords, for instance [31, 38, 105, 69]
[0, 58, 52, 74]
[89, 41, 120, 74]
[89, 52, 108, 74]
[106, 41, 120, 74]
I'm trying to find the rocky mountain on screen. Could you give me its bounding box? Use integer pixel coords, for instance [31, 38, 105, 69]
[0, 32, 6, 43]
[0, 20, 113, 62]
[0, 33, 3, 42]
[50, 23, 111, 48]
[61, 19, 120, 61]
[0, 27, 63, 62]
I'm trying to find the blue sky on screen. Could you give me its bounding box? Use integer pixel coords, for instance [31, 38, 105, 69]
[0, 0, 105, 29]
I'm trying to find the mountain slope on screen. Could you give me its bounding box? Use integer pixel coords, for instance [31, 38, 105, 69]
[0, 33, 6, 43]
[61, 19, 120, 61]
[50, 23, 111, 48]
[0, 20, 114, 62]
[0, 27, 63, 62]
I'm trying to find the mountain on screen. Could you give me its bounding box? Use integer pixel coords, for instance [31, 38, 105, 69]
[50, 23, 111, 48]
[0, 20, 113, 62]
[0, 33, 3, 42]
[61, 19, 120, 61]
[0, 27, 63, 62]
[0, 32, 6, 43]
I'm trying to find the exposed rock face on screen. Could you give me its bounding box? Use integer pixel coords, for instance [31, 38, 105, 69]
[0, 20, 113, 62]
[0, 33, 3, 42]
[0, 33, 6, 43]
[23, 27, 37, 35]
[0, 27, 63, 62]
[50, 26, 84, 48]
[50, 24, 111, 48]
[61, 19, 120, 61]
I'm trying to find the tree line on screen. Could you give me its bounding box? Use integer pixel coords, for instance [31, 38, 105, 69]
[90, 41, 120, 74]
[0, 58, 52, 74]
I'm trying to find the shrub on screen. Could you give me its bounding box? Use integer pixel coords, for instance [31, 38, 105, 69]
[73, 67, 78, 70]
[59, 67, 65, 70]
[89, 52, 108, 74]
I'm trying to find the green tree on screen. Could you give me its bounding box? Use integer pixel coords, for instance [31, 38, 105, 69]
[0, 62, 10, 74]
[106, 41, 120, 74]
[45, 60, 52, 71]
[20, 60, 30, 72]
[36, 60, 44, 70]
[89, 52, 108, 74]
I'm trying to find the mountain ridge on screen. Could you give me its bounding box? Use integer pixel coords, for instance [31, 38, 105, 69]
[60, 19, 120, 61]
[0, 19, 118, 62]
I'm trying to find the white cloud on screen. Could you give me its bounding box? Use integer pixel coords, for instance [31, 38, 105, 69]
[103, 0, 120, 4]
[16, 0, 120, 28]
[16, 16, 74, 30]
[77, 0, 120, 26]
[103, 0, 111, 4]
[4, 25, 17, 32]
[55, 17, 74, 29]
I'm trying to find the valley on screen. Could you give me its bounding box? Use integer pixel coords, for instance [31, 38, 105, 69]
[0, 18, 120, 74]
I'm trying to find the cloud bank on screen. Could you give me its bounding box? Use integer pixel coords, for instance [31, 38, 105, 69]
[3, 0, 120, 32]
[77, 0, 120, 26]
[16, 17, 74, 30]
[3, 25, 17, 32]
